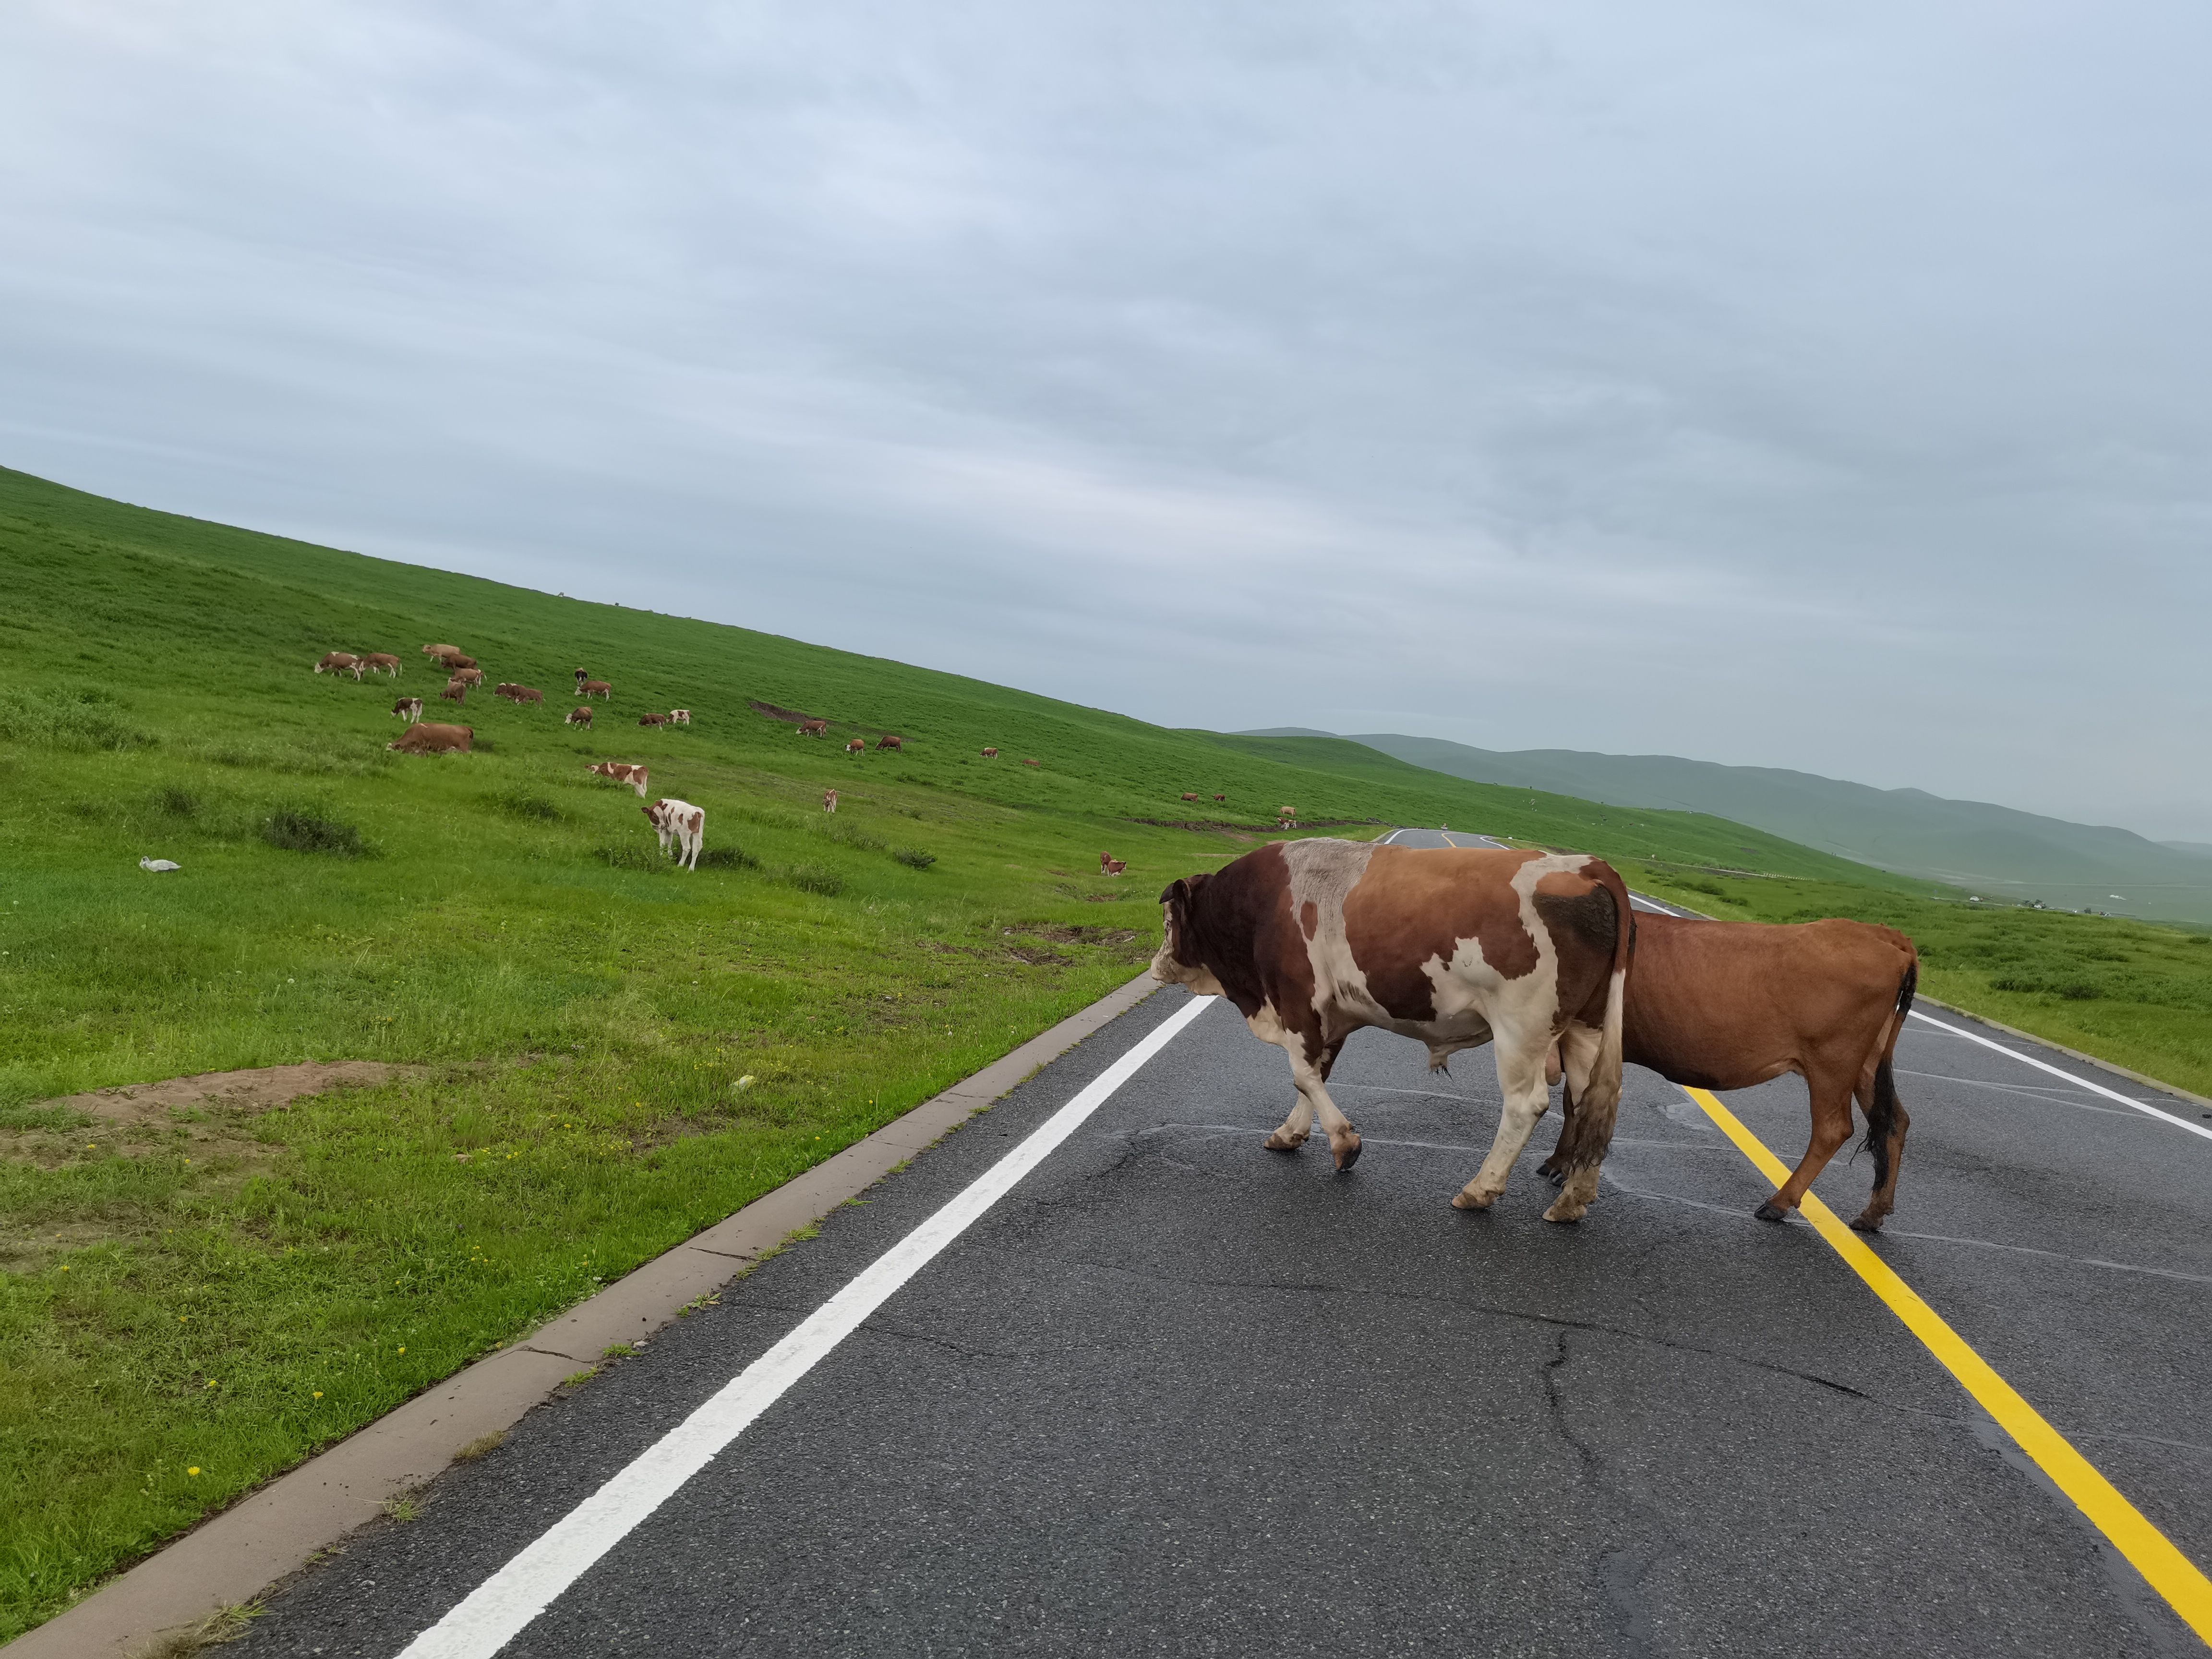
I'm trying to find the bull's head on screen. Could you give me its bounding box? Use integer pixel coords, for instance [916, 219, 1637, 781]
[1152, 873, 1225, 995]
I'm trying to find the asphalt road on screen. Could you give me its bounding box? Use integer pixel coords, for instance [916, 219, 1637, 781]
[233, 831, 2212, 1657]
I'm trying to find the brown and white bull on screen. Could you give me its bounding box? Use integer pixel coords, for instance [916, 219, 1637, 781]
[643, 798, 705, 870]
[1153, 839, 1635, 1222]
[387, 722, 472, 754]
[1546, 912, 1919, 1232]
[587, 761, 650, 797]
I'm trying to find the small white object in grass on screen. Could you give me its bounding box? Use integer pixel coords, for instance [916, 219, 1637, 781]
[139, 858, 181, 872]
[736, 1075, 757, 1092]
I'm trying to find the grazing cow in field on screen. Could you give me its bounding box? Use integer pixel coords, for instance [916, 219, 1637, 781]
[877, 734, 903, 751]
[980, 746, 998, 758]
[587, 761, 650, 798]
[566, 705, 593, 727]
[846, 738, 866, 755]
[315, 651, 361, 678]
[1544, 913, 1921, 1233]
[427, 649, 475, 671]
[452, 666, 484, 688]
[798, 719, 830, 738]
[823, 788, 838, 814]
[1021, 757, 1040, 768]
[391, 697, 423, 724]
[387, 721, 472, 754]
[494, 683, 521, 701]
[358, 653, 401, 677]
[1100, 853, 1127, 876]
[643, 797, 706, 870]
[638, 712, 669, 726]
[440, 678, 468, 703]
[1152, 840, 1636, 1221]
[669, 709, 690, 725]
[578, 679, 612, 700]
[511, 685, 543, 705]
[1181, 792, 1199, 802]
[1214, 794, 1226, 803]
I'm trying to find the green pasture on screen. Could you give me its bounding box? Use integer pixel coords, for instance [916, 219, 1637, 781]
[1, 460, 2207, 1636]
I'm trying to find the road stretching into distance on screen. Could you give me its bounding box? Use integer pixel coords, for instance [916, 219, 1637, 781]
[231, 828, 2212, 1656]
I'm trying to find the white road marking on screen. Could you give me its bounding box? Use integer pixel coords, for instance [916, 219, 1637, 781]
[1907, 1010, 2212, 1143]
[396, 993, 1214, 1659]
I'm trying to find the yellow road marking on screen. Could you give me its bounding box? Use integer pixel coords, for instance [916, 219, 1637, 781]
[1681, 1085, 2212, 1646]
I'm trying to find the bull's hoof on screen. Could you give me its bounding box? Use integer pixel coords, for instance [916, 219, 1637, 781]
[1754, 1200, 1789, 1224]
[1330, 1133, 1362, 1172]
[1849, 1212, 1885, 1234]
[1452, 1181, 1501, 1211]
[1262, 1131, 1306, 1154]
[1536, 1155, 1566, 1186]
[1541, 1195, 1588, 1224]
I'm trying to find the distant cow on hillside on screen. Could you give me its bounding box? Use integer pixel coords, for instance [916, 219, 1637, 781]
[577, 678, 612, 701]
[846, 738, 865, 755]
[358, 653, 401, 677]
[588, 761, 650, 797]
[638, 712, 669, 727]
[877, 734, 903, 751]
[1100, 853, 1127, 876]
[388, 722, 472, 754]
[1214, 793, 1226, 803]
[669, 709, 691, 725]
[511, 685, 543, 705]
[1181, 792, 1198, 802]
[452, 667, 484, 688]
[643, 797, 706, 871]
[1021, 758, 1040, 768]
[422, 643, 461, 659]
[980, 746, 998, 758]
[428, 649, 475, 671]
[315, 652, 361, 678]
[823, 788, 838, 814]
[565, 705, 593, 728]
[391, 697, 423, 724]
[440, 679, 468, 703]
[798, 719, 830, 738]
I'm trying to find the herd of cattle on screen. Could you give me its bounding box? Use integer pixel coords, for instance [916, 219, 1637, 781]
[313, 642, 707, 868]
[1152, 838, 1920, 1233]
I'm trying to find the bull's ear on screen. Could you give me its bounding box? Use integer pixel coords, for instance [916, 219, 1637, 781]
[1157, 877, 1188, 907]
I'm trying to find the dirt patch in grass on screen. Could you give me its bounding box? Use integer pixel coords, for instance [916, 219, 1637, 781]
[34, 1061, 423, 1125]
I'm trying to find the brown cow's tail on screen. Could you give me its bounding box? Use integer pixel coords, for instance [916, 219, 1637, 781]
[1554, 858, 1636, 1176]
[1862, 958, 1917, 1184]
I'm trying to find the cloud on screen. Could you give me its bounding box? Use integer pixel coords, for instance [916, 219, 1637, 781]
[3, 0, 2211, 834]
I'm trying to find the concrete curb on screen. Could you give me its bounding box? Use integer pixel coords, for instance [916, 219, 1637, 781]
[10, 972, 1164, 1659]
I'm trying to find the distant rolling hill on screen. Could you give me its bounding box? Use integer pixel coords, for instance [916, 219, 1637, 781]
[1244, 729, 2212, 926]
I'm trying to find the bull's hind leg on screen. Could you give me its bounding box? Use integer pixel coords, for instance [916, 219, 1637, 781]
[1453, 1035, 1550, 1211]
[1536, 1025, 1600, 1184]
[1756, 1062, 1853, 1224]
[1850, 1059, 1910, 1234]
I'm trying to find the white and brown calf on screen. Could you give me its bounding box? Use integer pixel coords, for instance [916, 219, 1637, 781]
[1153, 839, 1635, 1222]
[669, 709, 691, 725]
[643, 798, 705, 870]
[823, 789, 838, 814]
[391, 697, 424, 724]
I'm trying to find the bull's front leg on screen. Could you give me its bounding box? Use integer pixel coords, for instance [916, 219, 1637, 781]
[1258, 1022, 1358, 1170]
[1453, 1036, 1550, 1211]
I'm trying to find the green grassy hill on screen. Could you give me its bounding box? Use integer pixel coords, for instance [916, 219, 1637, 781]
[2, 461, 2209, 1637]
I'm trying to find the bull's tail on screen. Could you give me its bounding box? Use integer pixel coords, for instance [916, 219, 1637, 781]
[1861, 958, 1917, 1185]
[1553, 858, 1636, 1177]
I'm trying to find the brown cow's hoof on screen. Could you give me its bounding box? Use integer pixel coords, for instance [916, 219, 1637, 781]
[1262, 1131, 1306, 1154]
[1330, 1132, 1362, 1172]
[1849, 1212, 1885, 1234]
[1754, 1200, 1789, 1223]
[1540, 1196, 1587, 1224]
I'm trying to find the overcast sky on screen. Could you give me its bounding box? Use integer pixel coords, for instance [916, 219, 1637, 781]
[5, 2, 2209, 837]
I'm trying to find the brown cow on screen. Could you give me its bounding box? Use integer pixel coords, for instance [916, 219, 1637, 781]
[823, 788, 838, 814]
[452, 667, 484, 688]
[358, 653, 401, 677]
[440, 678, 468, 703]
[638, 712, 669, 726]
[587, 761, 650, 798]
[429, 649, 475, 671]
[422, 643, 461, 658]
[1181, 793, 1199, 802]
[578, 679, 612, 700]
[799, 719, 830, 738]
[511, 685, 543, 705]
[1546, 913, 1919, 1232]
[1214, 794, 1226, 803]
[877, 734, 902, 751]
[566, 705, 594, 727]
[980, 746, 998, 757]
[1021, 757, 1040, 768]
[315, 651, 361, 678]
[1100, 853, 1127, 876]
[846, 738, 866, 755]
[1153, 840, 1635, 1221]
[387, 721, 472, 754]
[391, 697, 423, 724]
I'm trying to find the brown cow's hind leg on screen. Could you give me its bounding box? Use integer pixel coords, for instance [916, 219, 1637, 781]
[1849, 1058, 1910, 1233]
[1757, 1068, 1854, 1223]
